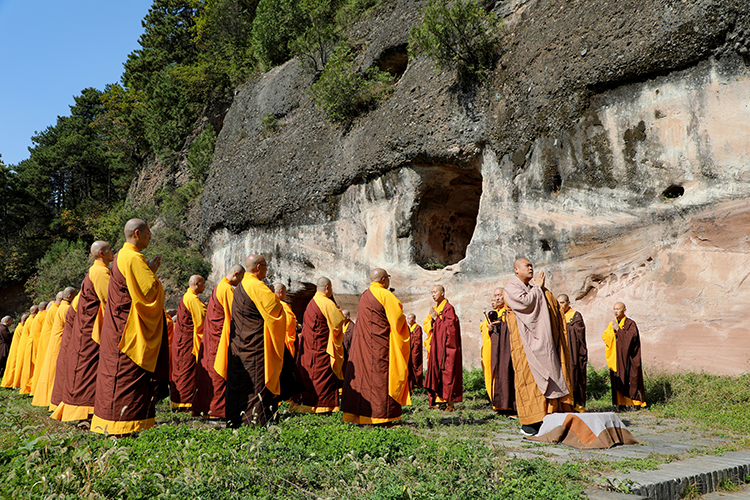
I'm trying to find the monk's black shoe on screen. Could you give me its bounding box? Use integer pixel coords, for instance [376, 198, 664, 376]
[520, 422, 541, 436]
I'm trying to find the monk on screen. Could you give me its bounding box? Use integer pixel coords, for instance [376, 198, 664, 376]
[481, 288, 516, 414]
[291, 277, 345, 414]
[273, 283, 298, 357]
[406, 314, 423, 391]
[602, 302, 646, 410]
[193, 265, 244, 420]
[341, 269, 411, 425]
[0, 316, 13, 378]
[170, 275, 207, 410]
[341, 310, 354, 366]
[57, 242, 115, 421]
[33, 287, 77, 409]
[17, 304, 42, 394]
[91, 219, 169, 435]
[424, 285, 463, 411]
[30, 295, 61, 394]
[505, 258, 573, 436]
[226, 254, 287, 427]
[2, 313, 28, 388]
[558, 294, 587, 409]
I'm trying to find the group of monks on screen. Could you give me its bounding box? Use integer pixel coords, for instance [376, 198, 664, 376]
[0, 220, 645, 437]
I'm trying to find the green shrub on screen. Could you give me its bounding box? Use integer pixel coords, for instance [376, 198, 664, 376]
[311, 43, 393, 122]
[187, 126, 217, 182]
[409, 0, 500, 81]
[24, 240, 89, 302]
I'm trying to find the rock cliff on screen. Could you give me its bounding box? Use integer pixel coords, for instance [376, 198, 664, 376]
[200, 0, 750, 374]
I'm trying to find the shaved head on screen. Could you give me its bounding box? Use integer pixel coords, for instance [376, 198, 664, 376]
[514, 257, 534, 284]
[406, 313, 416, 322]
[124, 219, 148, 238]
[613, 302, 627, 320]
[91, 240, 109, 257]
[272, 282, 286, 293]
[21, 313, 29, 323]
[39, 301, 48, 311]
[56, 291, 64, 302]
[559, 294, 569, 302]
[370, 268, 388, 282]
[431, 285, 445, 304]
[189, 275, 204, 287]
[316, 277, 331, 290]
[63, 286, 77, 301]
[30, 305, 38, 315]
[342, 309, 350, 320]
[226, 264, 245, 286]
[246, 254, 268, 279]
[1, 316, 11, 325]
[189, 275, 206, 294]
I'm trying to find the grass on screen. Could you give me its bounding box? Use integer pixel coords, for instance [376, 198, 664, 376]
[1, 367, 749, 499]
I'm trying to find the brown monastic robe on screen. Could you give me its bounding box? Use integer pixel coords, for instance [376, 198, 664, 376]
[170, 297, 197, 408]
[489, 309, 515, 412]
[50, 301, 79, 409]
[0, 324, 11, 377]
[408, 323, 423, 391]
[192, 283, 230, 418]
[342, 320, 354, 369]
[565, 310, 588, 408]
[424, 300, 463, 406]
[610, 318, 645, 405]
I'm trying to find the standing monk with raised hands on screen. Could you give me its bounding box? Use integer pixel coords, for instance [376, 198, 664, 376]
[341, 269, 411, 425]
[170, 275, 207, 411]
[91, 219, 169, 435]
[193, 265, 244, 420]
[226, 254, 287, 427]
[424, 285, 463, 411]
[504, 258, 573, 436]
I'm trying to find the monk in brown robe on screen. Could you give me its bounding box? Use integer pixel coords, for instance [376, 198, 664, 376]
[0, 316, 13, 378]
[505, 258, 573, 436]
[482, 288, 516, 415]
[341, 269, 411, 425]
[193, 265, 245, 419]
[291, 277, 345, 414]
[37, 287, 77, 410]
[170, 275, 206, 410]
[91, 219, 169, 435]
[341, 310, 354, 365]
[1, 313, 27, 388]
[558, 294, 587, 409]
[602, 302, 646, 410]
[424, 286, 463, 411]
[57, 242, 114, 421]
[226, 254, 287, 427]
[406, 314, 423, 391]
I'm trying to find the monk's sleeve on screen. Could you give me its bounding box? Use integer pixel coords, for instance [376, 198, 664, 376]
[90, 264, 111, 345]
[245, 277, 286, 395]
[381, 291, 411, 406]
[602, 322, 617, 371]
[282, 303, 297, 356]
[187, 294, 207, 358]
[117, 248, 165, 373]
[213, 282, 234, 379]
[422, 312, 433, 358]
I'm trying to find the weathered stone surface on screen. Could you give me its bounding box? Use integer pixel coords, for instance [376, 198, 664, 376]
[200, 0, 750, 372]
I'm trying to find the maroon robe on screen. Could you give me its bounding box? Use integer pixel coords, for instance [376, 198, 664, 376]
[292, 298, 340, 410]
[489, 310, 515, 412]
[61, 274, 102, 412]
[192, 286, 227, 418]
[50, 302, 79, 407]
[424, 301, 463, 405]
[566, 310, 588, 407]
[0, 324, 11, 376]
[610, 318, 645, 404]
[341, 289, 402, 422]
[408, 324, 423, 390]
[170, 298, 196, 408]
[92, 253, 169, 429]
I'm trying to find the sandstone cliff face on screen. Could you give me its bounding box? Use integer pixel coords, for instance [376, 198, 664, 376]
[201, 0, 750, 375]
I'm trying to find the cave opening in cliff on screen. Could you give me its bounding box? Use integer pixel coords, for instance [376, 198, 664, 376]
[412, 165, 483, 269]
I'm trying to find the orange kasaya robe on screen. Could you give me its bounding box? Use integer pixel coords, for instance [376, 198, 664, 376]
[290, 291, 345, 414]
[1, 321, 26, 388]
[281, 301, 297, 357]
[19, 311, 46, 394]
[91, 243, 168, 435]
[11, 319, 32, 389]
[30, 303, 59, 394]
[32, 297, 75, 408]
[341, 282, 411, 425]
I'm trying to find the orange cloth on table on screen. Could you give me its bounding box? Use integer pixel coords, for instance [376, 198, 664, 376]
[212, 278, 235, 379]
[281, 301, 297, 357]
[32, 297, 76, 408]
[30, 304, 58, 394]
[1, 321, 25, 388]
[19, 311, 46, 394]
[11, 319, 32, 389]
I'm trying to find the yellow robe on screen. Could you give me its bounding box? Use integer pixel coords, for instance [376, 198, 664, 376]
[1, 321, 25, 388]
[11, 319, 32, 389]
[602, 316, 647, 407]
[30, 303, 59, 394]
[32, 298, 75, 408]
[19, 311, 46, 394]
[212, 278, 235, 379]
[480, 307, 503, 404]
[281, 301, 297, 357]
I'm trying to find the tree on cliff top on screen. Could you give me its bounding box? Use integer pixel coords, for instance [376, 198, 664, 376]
[409, 0, 500, 81]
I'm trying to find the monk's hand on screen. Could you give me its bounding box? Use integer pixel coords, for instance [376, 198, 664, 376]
[430, 308, 438, 320]
[535, 270, 546, 288]
[148, 255, 162, 273]
[612, 319, 620, 332]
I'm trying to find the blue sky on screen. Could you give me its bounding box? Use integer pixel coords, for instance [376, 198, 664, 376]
[0, 0, 153, 166]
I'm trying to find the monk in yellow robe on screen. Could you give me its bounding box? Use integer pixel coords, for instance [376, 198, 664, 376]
[91, 219, 169, 435]
[56, 242, 114, 421]
[558, 294, 587, 410]
[2, 313, 28, 388]
[18, 304, 44, 394]
[33, 288, 77, 409]
[30, 294, 62, 395]
[226, 254, 287, 427]
[424, 285, 463, 411]
[273, 283, 298, 357]
[481, 288, 516, 414]
[0, 316, 14, 379]
[341, 269, 411, 425]
[504, 258, 573, 436]
[170, 275, 207, 410]
[193, 265, 244, 419]
[602, 302, 646, 410]
[291, 277, 345, 414]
